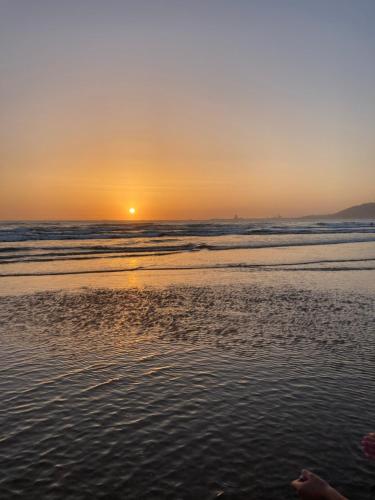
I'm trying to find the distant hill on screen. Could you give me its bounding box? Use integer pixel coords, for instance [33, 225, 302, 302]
[304, 202, 375, 219]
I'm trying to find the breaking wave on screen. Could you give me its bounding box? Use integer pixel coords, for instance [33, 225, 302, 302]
[1, 220, 375, 242]
[1, 220, 374, 273]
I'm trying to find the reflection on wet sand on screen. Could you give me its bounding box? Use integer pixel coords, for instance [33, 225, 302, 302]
[0, 284, 374, 499]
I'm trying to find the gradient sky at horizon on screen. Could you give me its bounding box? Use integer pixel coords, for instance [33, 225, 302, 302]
[1, 0, 374, 220]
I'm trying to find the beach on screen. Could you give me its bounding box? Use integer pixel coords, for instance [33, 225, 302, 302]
[1, 220, 375, 499]
[3, 0, 375, 497]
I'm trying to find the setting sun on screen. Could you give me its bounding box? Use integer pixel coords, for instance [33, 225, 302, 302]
[129, 207, 136, 215]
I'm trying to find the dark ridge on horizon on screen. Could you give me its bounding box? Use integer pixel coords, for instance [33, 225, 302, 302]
[302, 202, 375, 220]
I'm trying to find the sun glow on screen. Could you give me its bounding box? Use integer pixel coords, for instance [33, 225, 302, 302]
[129, 207, 136, 215]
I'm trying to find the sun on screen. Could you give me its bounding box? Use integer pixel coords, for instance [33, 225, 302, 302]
[129, 207, 136, 215]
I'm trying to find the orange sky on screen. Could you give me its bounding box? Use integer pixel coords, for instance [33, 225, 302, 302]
[1, 1, 374, 220]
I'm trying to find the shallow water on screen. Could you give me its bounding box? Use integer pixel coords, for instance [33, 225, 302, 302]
[1, 285, 375, 499]
[1, 221, 375, 498]
[1, 220, 375, 276]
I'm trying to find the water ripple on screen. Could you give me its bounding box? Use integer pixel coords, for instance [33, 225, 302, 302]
[0, 285, 374, 499]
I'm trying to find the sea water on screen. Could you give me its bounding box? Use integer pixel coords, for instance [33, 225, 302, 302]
[0, 220, 374, 499]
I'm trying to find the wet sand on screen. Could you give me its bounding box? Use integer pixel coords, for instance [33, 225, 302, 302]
[1, 283, 374, 499]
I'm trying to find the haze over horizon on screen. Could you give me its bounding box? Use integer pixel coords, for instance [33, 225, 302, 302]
[1, 1, 375, 221]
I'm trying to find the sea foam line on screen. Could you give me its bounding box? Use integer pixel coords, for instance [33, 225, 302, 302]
[1, 259, 375, 278]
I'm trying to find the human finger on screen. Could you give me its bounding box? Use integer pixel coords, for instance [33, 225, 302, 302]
[291, 469, 311, 490]
[291, 479, 303, 491]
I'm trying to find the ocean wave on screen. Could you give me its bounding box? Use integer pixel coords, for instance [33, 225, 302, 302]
[1, 220, 375, 242]
[1, 237, 375, 265]
[1, 258, 374, 277]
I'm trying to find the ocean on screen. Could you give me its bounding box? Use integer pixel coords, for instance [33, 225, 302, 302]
[0, 220, 374, 499]
[1, 219, 375, 291]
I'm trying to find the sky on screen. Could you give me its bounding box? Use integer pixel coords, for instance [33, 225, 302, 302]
[0, 0, 374, 220]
